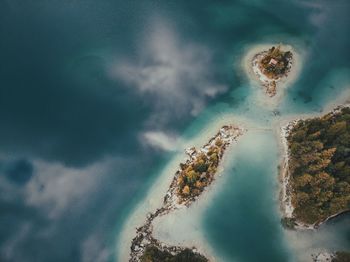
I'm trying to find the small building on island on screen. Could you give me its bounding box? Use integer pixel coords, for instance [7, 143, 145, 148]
[269, 58, 278, 66]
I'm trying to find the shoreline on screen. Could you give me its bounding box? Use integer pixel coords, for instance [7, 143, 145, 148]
[116, 43, 350, 261]
[128, 125, 244, 261]
[116, 118, 247, 262]
[241, 43, 303, 108]
[278, 102, 350, 230]
[251, 47, 292, 97]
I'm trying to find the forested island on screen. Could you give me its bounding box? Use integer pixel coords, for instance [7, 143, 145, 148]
[252, 45, 293, 97]
[173, 126, 243, 205]
[129, 125, 244, 261]
[282, 106, 350, 227]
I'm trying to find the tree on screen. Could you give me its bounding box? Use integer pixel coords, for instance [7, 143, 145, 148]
[182, 185, 190, 195]
[186, 170, 198, 184]
[209, 153, 218, 165]
[296, 192, 310, 205]
[294, 173, 313, 189]
[311, 172, 335, 190]
[328, 121, 347, 136]
[194, 160, 208, 173]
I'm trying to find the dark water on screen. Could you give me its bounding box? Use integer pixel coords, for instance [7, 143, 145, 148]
[0, 0, 349, 261]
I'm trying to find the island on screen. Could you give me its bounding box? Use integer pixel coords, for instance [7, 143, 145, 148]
[281, 106, 350, 228]
[252, 45, 293, 97]
[312, 251, 350, 262]
[129, 125, 244, 261]
[168, 125, 242, 206]
[117, 43, 349, 262]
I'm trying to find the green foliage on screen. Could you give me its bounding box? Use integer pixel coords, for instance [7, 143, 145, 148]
[280, 217, 296, 229]
[193, 160, 209, 173]
[141, 246, 208, 262]
[287, 108, 350, 224]
[187, 171, 199, 184]
[177, 138, 226, 200]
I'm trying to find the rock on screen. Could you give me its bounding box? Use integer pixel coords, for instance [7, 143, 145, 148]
[312, 252, 335, 262]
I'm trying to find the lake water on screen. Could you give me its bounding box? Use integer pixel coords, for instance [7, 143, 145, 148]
[0, 0, 349, 261]
[116, 0, 350, 261]
[204, 130, 290, 262]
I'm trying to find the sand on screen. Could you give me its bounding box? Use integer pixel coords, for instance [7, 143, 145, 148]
[241, 43, 304, 109]
[116, 114, 255, 262]
[116, 42, 349, 261]
[152, 144, 239, 261]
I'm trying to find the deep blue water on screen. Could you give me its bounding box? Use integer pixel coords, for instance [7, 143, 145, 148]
[0, 0, 349, 261]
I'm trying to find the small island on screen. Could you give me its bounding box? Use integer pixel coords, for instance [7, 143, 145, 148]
[312, 251, 350, 262]
[281, 106, 350, 228]
[252, 45, 293, 97]
[167, 125, 243, 206]
[129, 125, 244, 261]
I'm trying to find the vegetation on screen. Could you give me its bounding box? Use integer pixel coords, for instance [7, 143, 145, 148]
[259, 45, 292, 79]
[141, 246, 208, 262]
[177, 139, 223, 202]
[280, 217, 297, 229]
[332, 251, 350, 262]
[287, 107, 350, 224]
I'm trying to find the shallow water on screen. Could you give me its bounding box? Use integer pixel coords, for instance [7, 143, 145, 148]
[115, 0, 350, 261]
[1, 0, 348, 261]
[204, 130, 290, 262]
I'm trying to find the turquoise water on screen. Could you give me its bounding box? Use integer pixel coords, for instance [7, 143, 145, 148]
[115, 0, 350, 261]
[116, 1, 350, 261]
[204, 131, 289, 262]
[185, 72, 350, 262]
[1, 0, 349, 261]
[183, 46, 350, 262]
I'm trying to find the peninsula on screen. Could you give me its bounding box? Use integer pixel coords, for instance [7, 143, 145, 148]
[252, 45, 293, 97]
[129, 125, 244, 261]
[281, 106, 350, 228]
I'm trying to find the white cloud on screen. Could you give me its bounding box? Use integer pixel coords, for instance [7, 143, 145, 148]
[81, 233, 110, 262]
[110, 17, 227, 126]
[141, 130, 182, 151]
[1, 222, 31, 261]
[0, 153, 140, 261]
[24, 158, 115, 219]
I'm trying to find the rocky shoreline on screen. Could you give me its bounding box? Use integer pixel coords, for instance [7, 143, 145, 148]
[311, 252, 335, 262]
[311, 250, 350, 262]
[129, 125, 244, 261]
[251, 46, 293, 97]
